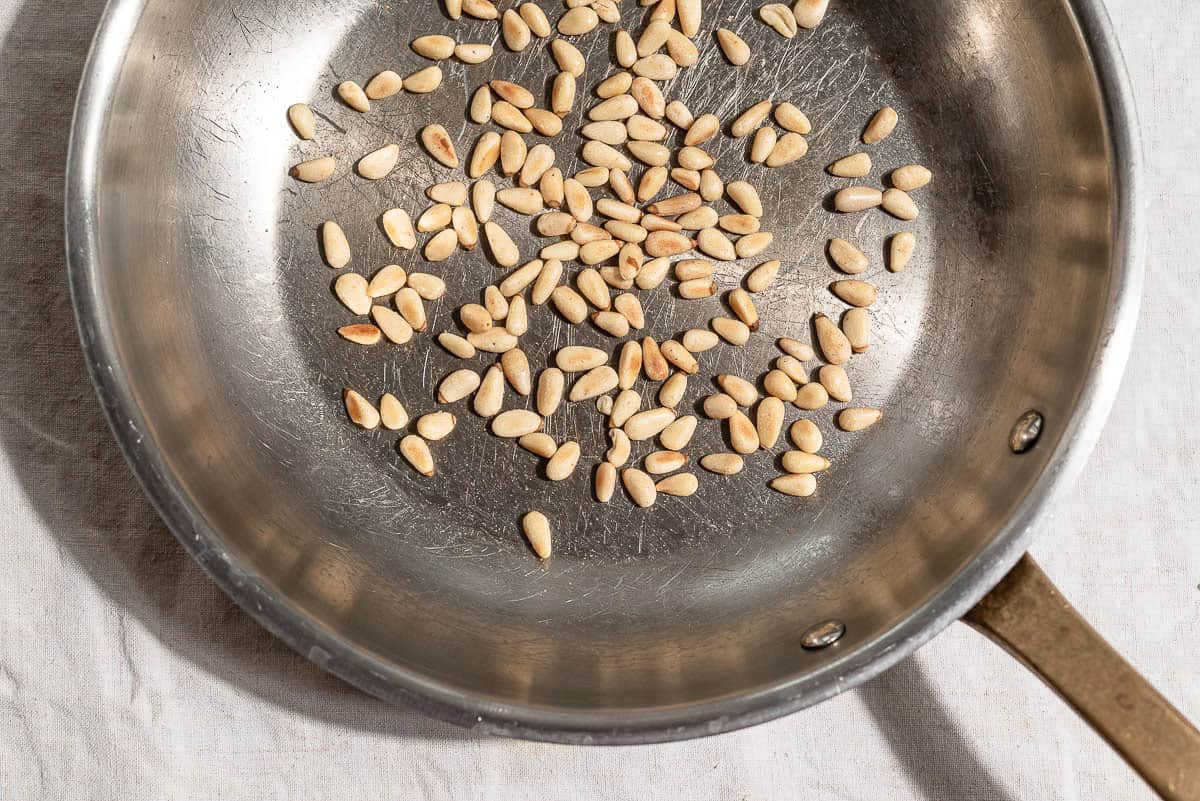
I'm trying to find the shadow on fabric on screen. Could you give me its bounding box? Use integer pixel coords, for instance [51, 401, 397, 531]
[0, 0, 470, 741]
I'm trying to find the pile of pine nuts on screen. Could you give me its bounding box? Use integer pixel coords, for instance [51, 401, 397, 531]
[288, 0, 929, 559]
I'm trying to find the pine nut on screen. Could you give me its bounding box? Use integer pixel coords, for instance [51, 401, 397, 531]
[473, 180, 496, 222]
[368, 264, 407, 297]
[404, 66, 443, 93]
[661, 102, 692, 133]
[334, 273, 371, 315]
[766, 132, 808, 166]
[468, 329, 518, 353]
[536, 211, 577, 237]
[462, 0, 499, 18]
[636, 19, 671, 56]
[727, 288, 759, 329]
[470, 85, 493, 124]
[525, 107, 563, 136]
[372, 306, 413, 344]
[338, 323, 381, 345]
[675, 258, 713, 280]
[531, 258, 564, 303]
[484, 221, 520, 267]
[572, 222, 610, 243]
[635, 257, 671, 289]
[625, 407, 676, 441]
[764, 369, 797, 401]
[838, 407, 882, 431]
[679, 278, 717, 299]
[438, 368, 482, 403]
[604, 388, 637, 427]
[548, 72, 576, 117]
[551, 39, 586, 75]
[653, 373, 684, 409]
[291, 156, 336, 183]
[455, 43, 494, 63]
[522, 511, 552, 557]
[789, 419, 822, 452]
[460, 303, 493, 334]
[492, 409, 543, 437]
[322, 221, 351, 268]
[539, 168, 565, 208]
[777, 338, 816, 359]
[502, 9, 532, 50]
[493, 101, 534, 133]
[643, 231, 693, 257]
[499, 259, 543, 297]
[529, 369, 564, 419]
[582, 141, 631, 170]
[597, 197, 642, 223]
[792, 0, 829, 27]
[750, 127, 777, 164]
[439, 332, 476, 359]
[818, 364, 851, 402]
[606, 428, 632, 466]
[446, 0, 463, 21]
[580, 238, 623, 262]
[814, 313, 851, 364]
[614, 29, 637, 67]
[676, 0, 700, 35]
[559, 6, 599, 35]
[828, 238, 868, 274]
[794, 381, 828, 410]
[453, 206, 479, 249]
[771, 473, 816, 496]
[630, 77, 666, 118]
[834, 186, 883, 213]
[468, 132, 500, 178]
[725, 181, 763, 216]
[889, 231, 916, 272]
[597, 72, 633, 100]
[337, 81, 370, 112]
[611, 293, 643, 329]
[633, 54, 677, 81]
[424, 228, 457, 262]
[589, 94, 638, 122]
[416, 411, 457, 441]
[379, 393, 409, 430]
[520, 2, 552, 36]
[881, 188, 919, 220]
[756, 396, 785, 449]
[682, 329, 719, 352]
[716, 28, 750, 65]
[656, 341, 694, 375]
[746, 259, 780, 292]
[677, 207, 719, 230]
[519, 144, 555, 187]
[700, 452, 743, 475]
[595, 462, 617, 502]
[843, 308, 870, 353]
[828, 152, 872, 178]
[644, 450, 688, 475]
[697, 228, 735, 261]
[628, 115, 668, 142]
[497, 132, 525, 177]
[774, 102, 811, 133]
[711, 316, 750, 345]
[702, 393, 737, 419]
[717, 374, 757, 407]
[732, 100, 772, 137]
[831, 279, 877, 307]
[593, 310, 629, 337]
[561, 178, 592, 222]
[546, 441, 581, 480]
[399, 435, 436, 476]
[699, 169, 723, 202]
[520, 432, 557, 457]
[678, 146, 715, 171]
[550, 285, 587, 323]
[735, 231, 773, 258]
[417, 203, 453, 232]
[729, 411, 759, 454]
[287, 103, 315, 139]
[654, 472, 696, 497]
[428, 181, 468, 206]
[761, 2, 798, 35]
[863, 106, 898, 143]
[671, 168, 701, 191]
[775, 355, 809, 384]
[570, 365, 619, 400]
[421, 124, 458, 168]
[622, 467, 657, 507]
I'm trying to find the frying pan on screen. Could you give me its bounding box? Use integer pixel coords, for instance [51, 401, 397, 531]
[66, 0, 1200, 795]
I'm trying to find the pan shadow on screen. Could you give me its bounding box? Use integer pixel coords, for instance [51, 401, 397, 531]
[0, 0, 472, 741]
[857, 657, 1019, 801]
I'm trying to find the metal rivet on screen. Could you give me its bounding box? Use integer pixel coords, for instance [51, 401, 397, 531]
[1010, 409, 1044, 454]
[801, 620, 845, 649]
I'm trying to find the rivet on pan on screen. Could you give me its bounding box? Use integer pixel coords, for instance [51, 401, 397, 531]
[801, 620, 845, 650]
[1010, 410, 1044, 454]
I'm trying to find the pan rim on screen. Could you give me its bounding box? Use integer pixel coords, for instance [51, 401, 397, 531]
[65, 0, 1145, 744]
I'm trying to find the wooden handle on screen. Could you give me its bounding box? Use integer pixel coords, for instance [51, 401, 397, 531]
[964, 554, 1200, 801]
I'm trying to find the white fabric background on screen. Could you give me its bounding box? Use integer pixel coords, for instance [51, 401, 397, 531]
[0, 1, 1196, 799]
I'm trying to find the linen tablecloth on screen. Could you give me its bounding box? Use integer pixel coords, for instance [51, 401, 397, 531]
[0, 1, 1196, 798]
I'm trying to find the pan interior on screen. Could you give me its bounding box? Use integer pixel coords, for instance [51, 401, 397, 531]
[79, 0, 1116, 727]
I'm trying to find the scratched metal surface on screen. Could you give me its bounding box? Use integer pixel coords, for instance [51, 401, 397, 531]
[70, 0, 1134, 737]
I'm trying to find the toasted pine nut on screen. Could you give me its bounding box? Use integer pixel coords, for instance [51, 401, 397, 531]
[493, 101, 534, 133]
[468, 132, 501, 179]
[679, 278, 717, 299]
[462, 0, 499, 18]
[404, 66, 443, 93]
[645, 450, 688, 475]
[399, 435, 435, 476]
[545, 441, 581, 480]
[792, 0, 829, 27]
[485, 285, 510, 320]
[640, 337, 669, 381]
[630, 77, 666, 118]
[502, 9, 532, 50]
[521, 511, 552, 557]
[614, 340, 642, 389]
[814, 313, 851, 365]
[338, 323, 381, 345]
[536, 368, 565, 416]
[644, 230, 694, 258]
[729, 410, 759, 454]
[421, 124, 458, 168]
[551, 285, 589, 323]
[365, 70, 404, 99]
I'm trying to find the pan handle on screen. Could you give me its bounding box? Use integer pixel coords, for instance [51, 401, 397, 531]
[964, 554, 1200, 801]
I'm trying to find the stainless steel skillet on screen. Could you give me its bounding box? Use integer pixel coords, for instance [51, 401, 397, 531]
[66, 0, 1200, 795]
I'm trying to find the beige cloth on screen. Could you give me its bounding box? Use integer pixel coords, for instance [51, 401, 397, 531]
[0, 0, 1196, 798]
